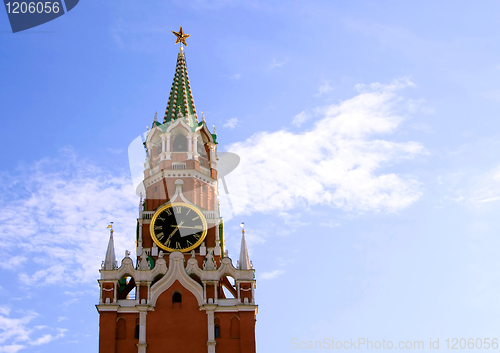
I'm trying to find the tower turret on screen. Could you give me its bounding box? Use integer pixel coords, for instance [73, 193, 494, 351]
[238, 223, 252, 270]
[102, 223, 117, 271]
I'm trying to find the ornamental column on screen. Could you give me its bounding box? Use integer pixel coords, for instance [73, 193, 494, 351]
[136, 306, 148, 353]
[206, 305, 217, 353]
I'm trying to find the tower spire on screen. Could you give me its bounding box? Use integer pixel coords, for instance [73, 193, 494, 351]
[164, 27, 197, 124]
[103, 223, 117, 270]
[238, 222, 252, 270]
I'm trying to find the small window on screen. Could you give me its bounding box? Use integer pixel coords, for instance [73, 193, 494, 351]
[134, 324, 139, 339]
[173, 292, 182, 303]
[202, 185, 206, 192]
[173, 134, 188, 152]
[215, 324, 220, 338]
[154, 186, 158, 193]
[197, 142, 208, 157]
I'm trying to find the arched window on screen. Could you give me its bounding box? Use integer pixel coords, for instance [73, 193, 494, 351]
[116, 318, 126, 339]
[230, 316, 240, 338]
[214, 316, 221, 338]
[197, 141, 208, 158]
[173, 292, 182, 303]
[118, 276, 136, 300]
[172, 291, 182, 308]
[221, 276, 237, 299]
[134, 318, 140, 339]
[173, 134, 187, 152]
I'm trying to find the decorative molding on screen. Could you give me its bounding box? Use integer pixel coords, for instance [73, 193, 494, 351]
[165, 118, 192, 134]
[149, 252, 204, 307]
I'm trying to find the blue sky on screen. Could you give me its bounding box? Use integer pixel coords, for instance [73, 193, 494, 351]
[2, 0, 500, 352]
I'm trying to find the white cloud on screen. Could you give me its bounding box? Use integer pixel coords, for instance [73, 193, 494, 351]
[0, 257, 27, 271]
[223, 118, 240, 129]
[0, 148, 137, 286]
[260, 269, 285, 280]
[408, 98, 435, 115]
[229, 73, 241, 80]
[226, 78, 424, 214]
[292, 110, 311, 127]
[0, 308, 64, 351]
[457, 166, 500, 205]
[439, 137, 500, 206]
[0, 345, 25, 353]
[269, 58, 288, 69]
[320, 220, 341, 228]
[317, 80, 333, 95]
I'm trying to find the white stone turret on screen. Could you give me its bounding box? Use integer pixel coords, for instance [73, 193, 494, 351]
[238, 222, 252, 270]
[103, 224, 117, 270]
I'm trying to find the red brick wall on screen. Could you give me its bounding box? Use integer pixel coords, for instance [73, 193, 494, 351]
[115, 313, 139, 353]
[98, 311, 116, 353]
[146, 280, 207, 353]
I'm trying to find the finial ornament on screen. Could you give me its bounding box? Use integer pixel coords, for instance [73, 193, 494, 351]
[154, 112, 157, 122]
[241, 222, 245, 234]
[202, 112, 205, 122]
[172, 26, 190, 52]
[107, 222, 113, 234]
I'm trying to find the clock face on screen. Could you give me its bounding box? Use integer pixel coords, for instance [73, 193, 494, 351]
[150, 203, 207, 252]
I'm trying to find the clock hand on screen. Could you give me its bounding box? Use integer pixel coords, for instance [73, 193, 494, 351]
[169, 221, 186, 227]
[167, 221, 185, 240]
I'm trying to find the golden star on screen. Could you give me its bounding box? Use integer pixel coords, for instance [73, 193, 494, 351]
[172, 26, 190, 47]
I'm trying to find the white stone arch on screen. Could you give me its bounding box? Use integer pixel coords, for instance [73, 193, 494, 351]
[166, 118, 192, 136]
[149, 252, 204, 307]
[167, 121, 193, 154]
[145, 125, 163, 145]
[145, 127, 164, 164]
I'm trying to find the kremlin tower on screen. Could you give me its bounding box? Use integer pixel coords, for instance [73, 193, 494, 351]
[95, 27, 258, 353]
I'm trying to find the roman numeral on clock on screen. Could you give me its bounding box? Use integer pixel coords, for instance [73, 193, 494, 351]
[156, 232, 165, 241]
[154, 225, 163, 230]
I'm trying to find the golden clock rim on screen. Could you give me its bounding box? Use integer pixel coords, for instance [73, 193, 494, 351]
[149, 202, 208, 253]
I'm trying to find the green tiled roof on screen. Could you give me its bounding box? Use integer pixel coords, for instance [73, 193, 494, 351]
[163, 51, 198, 125]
